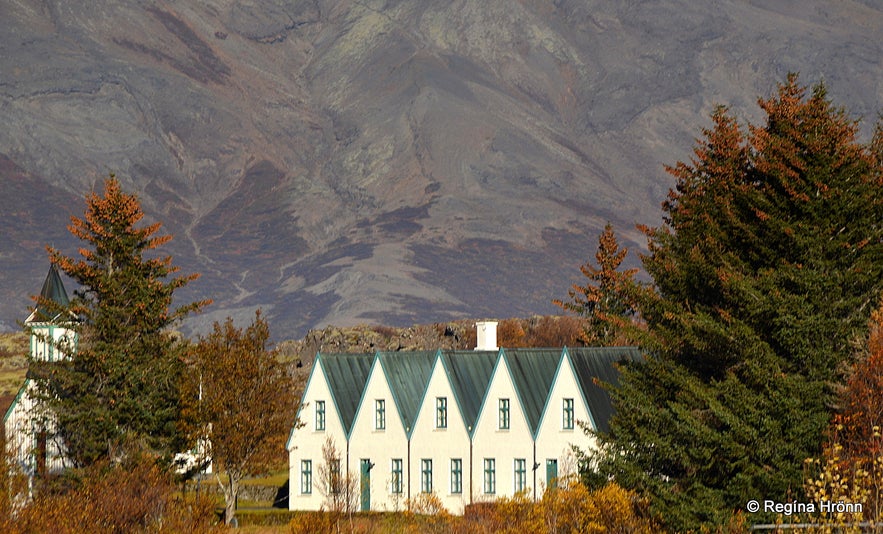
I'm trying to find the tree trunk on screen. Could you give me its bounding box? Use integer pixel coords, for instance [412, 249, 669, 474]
[216, 472, 239, 526]
[226, 475, 238, 526]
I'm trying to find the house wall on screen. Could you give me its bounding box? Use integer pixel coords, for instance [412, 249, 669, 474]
[4, 380, 67, 477]
[534, 354, 594, 491]
[471, 356, 534, 502]
[4, 322, 74, 478]
[408, 357, 471, 514]
[348, 360, 409, 512]
[288, 360, 349, 511]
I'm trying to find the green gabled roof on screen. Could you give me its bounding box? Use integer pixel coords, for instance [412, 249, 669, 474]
[29, 264, 70, 323]
[320, 352, 375, 435]
[440, 350, 498, 432]
[377, 350, 436, 436]
[503, 348, 563, 436]
[566, 347, 643, 433]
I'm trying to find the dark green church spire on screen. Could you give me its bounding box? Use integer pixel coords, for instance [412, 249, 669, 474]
[30, 264, 70, 322]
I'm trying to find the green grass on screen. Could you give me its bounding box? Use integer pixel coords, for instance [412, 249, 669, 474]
[209, 469, 288, 487]
[242, 470, 289, 487]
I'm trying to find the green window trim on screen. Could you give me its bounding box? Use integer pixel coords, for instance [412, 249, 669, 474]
[483, 458, 496, 494]
[421, 459, 433, 493]
[301, 460, 312, 494]
[315, 400, 326, 431]
[375, 399, 386, 430]
[514, 458, 527, 493]
[391, 458, 403, 494]
[499, 398, 510, 430]
[563, 398, 574, 430]
[436, 397, 447, 429]
[450, 458, 463, 494]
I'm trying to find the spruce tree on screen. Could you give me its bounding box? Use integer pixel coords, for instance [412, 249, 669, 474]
[34, 176, 209, 466]
[590, 76, 883, 530]
[554, 222, 639, 345]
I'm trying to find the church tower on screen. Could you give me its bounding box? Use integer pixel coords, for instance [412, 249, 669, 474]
[25, 263, 75, 362]
[3, 264, 75, 478]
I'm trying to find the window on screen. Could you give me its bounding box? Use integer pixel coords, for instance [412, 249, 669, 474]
[563, 398, 574, 430]
[421, 459, 433, 493]
[315, 400, 326, 431]
[450, 458, 463, 494]
[436, 397, 447, 429]
[514, 458, 527, 493]
[301, 460, 312, 494]
[391, 458, 403, 494]
[499, 398, 510, 430]
[330, 458, 341, 494]
[483, 458, 496, 494]
[375, 399, 386, 430]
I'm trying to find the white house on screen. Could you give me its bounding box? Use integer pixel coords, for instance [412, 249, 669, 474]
[287, 352, 374, 511]
[3, 265, 76, 479]
[288, 321, 643, 513]
[471, 348, 546, 504]
[408, 349, 497, 513]
[346, 350, 436, 512]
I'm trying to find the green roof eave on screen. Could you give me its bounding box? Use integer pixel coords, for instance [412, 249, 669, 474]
[321, 353, 374, 437]
[376, 351, 436, 439]
[566, 346, 644, 434]
[440, 349, 500, 437]
[469, 349, 506, 440]
[503, 348, 562, 436]
[287, 353, 321, 450]
[345, 353, 384, 441]
[3, 378, 31, 426]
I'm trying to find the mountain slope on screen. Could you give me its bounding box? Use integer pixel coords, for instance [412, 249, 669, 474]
[1, 0, 880, 336]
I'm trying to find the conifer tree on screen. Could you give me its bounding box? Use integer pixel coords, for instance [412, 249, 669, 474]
[589, 76, 883, 530]
[34, 176, 209, 466]
[554, 223, 639, 345]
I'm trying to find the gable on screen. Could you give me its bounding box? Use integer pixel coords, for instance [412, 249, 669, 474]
[503, 348, 562, 435]
[319, 352, 374, 435]
[377, 351, 436, 436]
[440, 350, 497, 431]
[566, 347, 643, 433]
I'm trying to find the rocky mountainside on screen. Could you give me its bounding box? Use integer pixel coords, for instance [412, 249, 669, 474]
[1, 1, 881, 337]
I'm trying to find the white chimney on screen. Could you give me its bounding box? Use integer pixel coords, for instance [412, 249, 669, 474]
[475, 321, 498, 351]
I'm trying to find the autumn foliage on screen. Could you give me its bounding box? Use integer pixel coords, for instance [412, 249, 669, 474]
[288, 481, 656, 534]
[0, 456, 220, 534]
[554, 222, 639, 346]
[180, 310, 301, 525]
[801, 297, 883, 527]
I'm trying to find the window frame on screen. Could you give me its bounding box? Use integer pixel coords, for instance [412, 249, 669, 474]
[436, 397, 448, 429]
[450, 458, 463, 494]
[315, 400, 326, 431]
[329, 458, 341, 494]
[499, 398, 510, 430]
[391, 458, 403, 494]
[301, 459, 312, 494]
[563, 397, 575, 430]
[375, 399, 386, 430]
[514, 458, 526, 493]
[483, 458, 496, 495]
[421, 459, 433, 493]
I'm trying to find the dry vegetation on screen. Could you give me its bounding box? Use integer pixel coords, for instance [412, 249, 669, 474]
[0, 332, 28, 403]
[288, 480, 660, 534]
